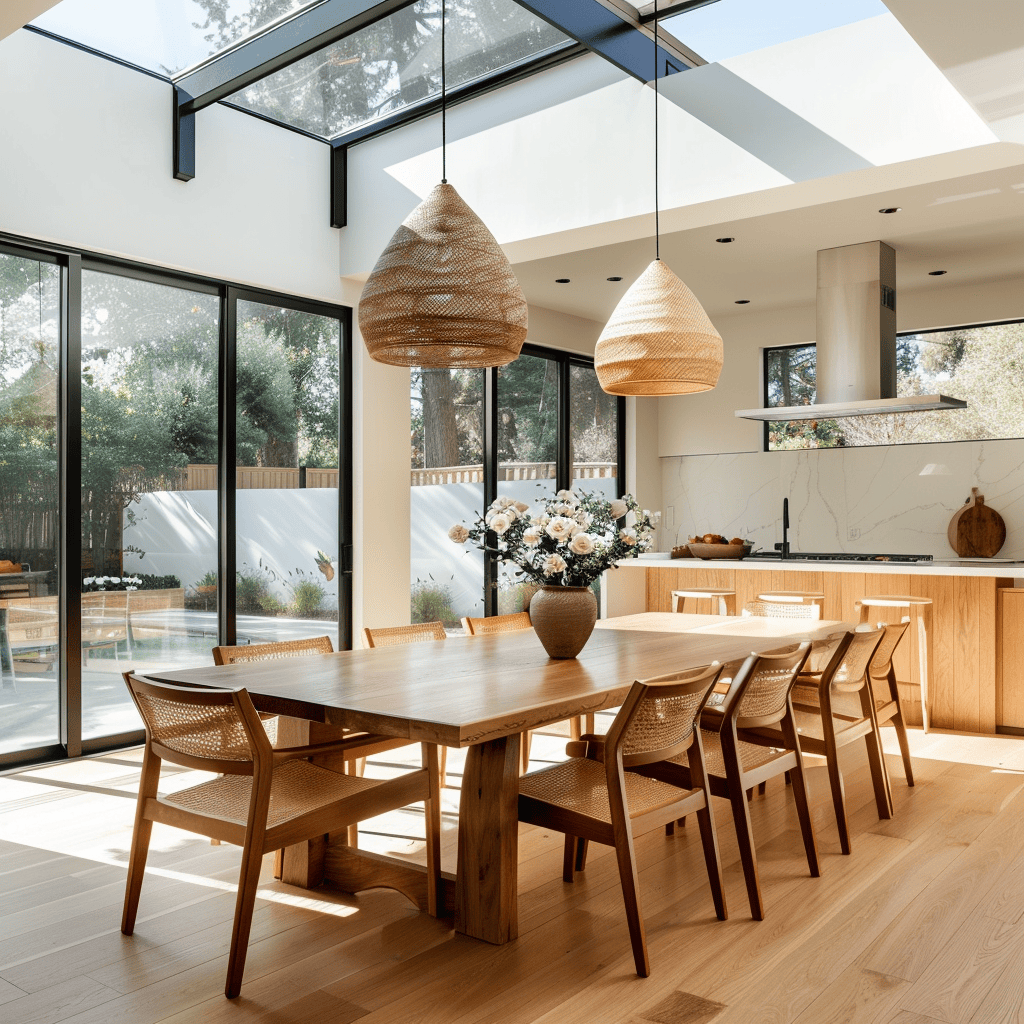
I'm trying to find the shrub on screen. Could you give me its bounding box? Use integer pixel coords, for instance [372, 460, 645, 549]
[292, 578, 326, 618]
[236, 564, 282, 615]
[135, 573, 181, 591]
[411, 577, 458, 629]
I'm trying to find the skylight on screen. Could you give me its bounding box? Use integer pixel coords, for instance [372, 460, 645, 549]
[31, 0, 324, 78]
[223, 0, 571, 141]
[663, 0, 890, 64]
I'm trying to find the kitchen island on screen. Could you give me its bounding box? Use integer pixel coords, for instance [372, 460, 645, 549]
[605, 556, 1024, 734]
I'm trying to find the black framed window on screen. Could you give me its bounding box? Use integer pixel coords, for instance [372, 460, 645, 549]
[763, 319, 1024, 451]
[0, 233, 352, 769]
[410, 344, 625, 625]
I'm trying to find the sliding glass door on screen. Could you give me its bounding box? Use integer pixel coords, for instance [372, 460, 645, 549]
[0, 237, 352, 768]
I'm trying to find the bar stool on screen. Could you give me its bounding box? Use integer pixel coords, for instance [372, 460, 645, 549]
[855, 595, 933, 733]
[671, 588, 736, 616]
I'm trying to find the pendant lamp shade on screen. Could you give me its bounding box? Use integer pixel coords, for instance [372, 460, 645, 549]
[594, 259, 723, 396]
[358, 182, 528, 368]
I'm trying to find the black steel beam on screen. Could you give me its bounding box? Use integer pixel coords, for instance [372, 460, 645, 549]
[175, 0, 415, 113]
[219, 289, 238, 647]
[512, 0, 690, 82]
[483, 368, 499, 617]
[173, 86, 196, 181]
[331, 144, 347, 229]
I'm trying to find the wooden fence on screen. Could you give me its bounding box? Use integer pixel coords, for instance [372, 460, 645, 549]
[182, 466, 339, 489]
[408, 462, 616, 487]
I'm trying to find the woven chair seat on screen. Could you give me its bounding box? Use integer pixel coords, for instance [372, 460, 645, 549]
[792, 685, 888, 721]
[681, 728, 789, 778]
[165, 760, 383, 830]
[518, 756, 696, 824]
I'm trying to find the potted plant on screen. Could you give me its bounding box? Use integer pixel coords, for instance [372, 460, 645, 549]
[449, 489, 657, 658]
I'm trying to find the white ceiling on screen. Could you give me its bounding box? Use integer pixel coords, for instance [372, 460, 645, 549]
[513, 159, 1024, 321]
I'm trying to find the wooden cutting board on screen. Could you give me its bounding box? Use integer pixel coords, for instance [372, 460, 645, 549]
[947, 487, 1006, 557]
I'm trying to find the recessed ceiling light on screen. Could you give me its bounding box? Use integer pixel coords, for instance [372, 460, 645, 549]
[734, 299, 750, 304]
[928, 270, 947, 276]
[716, 237, 735, 243]
[878, 207, 901, 214]
[555, 278, 570, 284]
[606, 276, 623, 282]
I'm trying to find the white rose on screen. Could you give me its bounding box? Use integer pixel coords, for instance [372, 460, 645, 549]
[575, 510, 593, 528]
[619, 528, 637, 546]
[556, 489, 577, 502]
[531, 514, 549, 527]
[489, 511, 513, 535]
[491, 496, 516, 510]
[109, 577, 121, 584]
[609, 499, 628, 520]
[542, 553, 567, 576]
[448, 524, 469, 543]
[546, 516, 575, 541]
[523, 527, 542, 547]
[569, 533, 596, 555]
[83, 577, 94, 585]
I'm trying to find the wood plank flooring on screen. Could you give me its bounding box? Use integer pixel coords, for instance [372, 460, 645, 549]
[1, 723, 1023, 1024]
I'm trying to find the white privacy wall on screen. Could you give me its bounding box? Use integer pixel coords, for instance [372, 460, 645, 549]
[659, 275, 1024, 556]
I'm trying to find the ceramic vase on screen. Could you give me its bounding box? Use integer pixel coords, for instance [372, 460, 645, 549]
[529, 585, 598, 659]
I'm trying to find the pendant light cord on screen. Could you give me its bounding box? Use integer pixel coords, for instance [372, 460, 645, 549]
[441, 0, 447, 183]
[653, 0, 659, 261]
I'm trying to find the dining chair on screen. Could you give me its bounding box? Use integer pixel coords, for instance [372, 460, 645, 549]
[362, 621, 446, 647]
[212, 636, 412, 847]
[518, 662, 727, 977]
[638, 643, 819, 921]
[749, 626, 890, 855]
[362, 621, 452, 786]
[120, 672, 441, 999]
[818, 621, 914, 786]
[462, 611, 590, 770]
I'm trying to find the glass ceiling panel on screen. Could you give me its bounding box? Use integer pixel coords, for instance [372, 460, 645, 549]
[224, 0, 571, 140]
[663, 0, 889, 64]
[31, 0, 322, 78]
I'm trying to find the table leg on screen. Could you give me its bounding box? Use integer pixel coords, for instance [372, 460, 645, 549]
[456, 734, 520, 944]
[918, 604, 932, 734]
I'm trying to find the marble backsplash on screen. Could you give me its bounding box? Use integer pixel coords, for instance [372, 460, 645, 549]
[661, 438, 1024, 559]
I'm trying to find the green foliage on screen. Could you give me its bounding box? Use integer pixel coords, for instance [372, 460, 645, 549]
[134, 573, 181, 590]
[197, 570, 218, 588]
[236, 563, 284, 615]
[411, 576, 459, 629]
[292, 577, 326, 618]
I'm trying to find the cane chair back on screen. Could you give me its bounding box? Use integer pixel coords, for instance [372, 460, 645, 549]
[728, 642, 822, 730]
[120, 673, 441, 999]
[461, 612, 531, 635]
[753, 627, 890, 855]
[743, 600, 821, 621]
[363, 621, 445, 648]
[861, 621, 915, 786]
[212, 635, 334, 665]
[518, 662, 726, 976]
[642, 643, 818, 920]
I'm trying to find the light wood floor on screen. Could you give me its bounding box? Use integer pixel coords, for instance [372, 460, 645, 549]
[1, 723, 1023, 1024]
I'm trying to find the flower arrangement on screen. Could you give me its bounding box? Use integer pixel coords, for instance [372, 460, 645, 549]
[82, 575, 142, 592]
[449, 489, 658, 588]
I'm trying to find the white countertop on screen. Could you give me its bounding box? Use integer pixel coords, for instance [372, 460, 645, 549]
[624, 554, 1024, 578]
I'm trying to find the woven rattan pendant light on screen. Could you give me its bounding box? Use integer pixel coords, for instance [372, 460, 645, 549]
[358, 1, 527, 368]
[594, 2, 722, 396]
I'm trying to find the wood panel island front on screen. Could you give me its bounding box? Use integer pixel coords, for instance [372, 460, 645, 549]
[604, 557, 1024, 735]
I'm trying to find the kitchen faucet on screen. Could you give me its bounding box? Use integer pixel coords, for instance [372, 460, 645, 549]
[774, 498, 790, 559]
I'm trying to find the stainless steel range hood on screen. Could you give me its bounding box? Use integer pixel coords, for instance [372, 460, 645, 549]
[736, 241, 966, 421]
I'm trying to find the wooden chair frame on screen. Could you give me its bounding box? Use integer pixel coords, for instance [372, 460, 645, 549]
[638, 643, 818, 921]
[121, 672, 441, 999]
[747, 628, 890, 855]
[519, 663, 727, 977]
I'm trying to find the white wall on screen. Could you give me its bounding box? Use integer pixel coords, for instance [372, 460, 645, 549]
[0, 30, 342, 302]
[659, 273, 1024, 555]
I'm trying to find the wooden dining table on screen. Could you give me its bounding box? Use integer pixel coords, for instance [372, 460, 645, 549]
[146, 611, 849, 945]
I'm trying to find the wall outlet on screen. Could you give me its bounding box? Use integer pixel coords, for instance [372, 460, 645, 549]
[848, 527, 861, 541]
